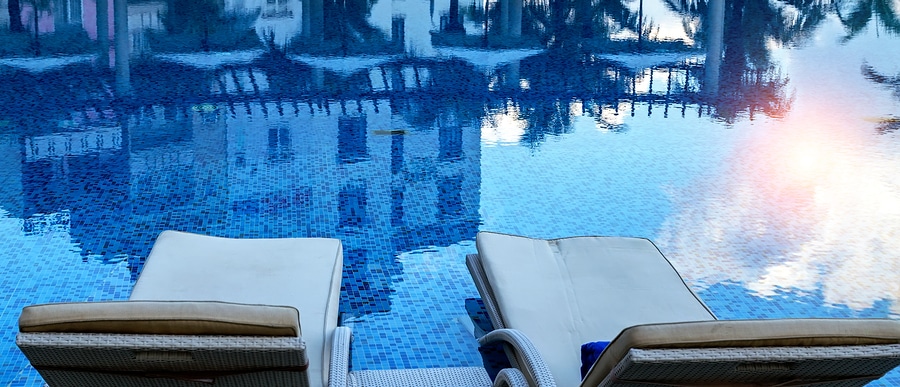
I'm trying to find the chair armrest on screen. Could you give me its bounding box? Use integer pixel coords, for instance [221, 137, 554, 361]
[478, 329, 556, 387]
[329, 326, 353, 387]
[494, 367, 530, 387]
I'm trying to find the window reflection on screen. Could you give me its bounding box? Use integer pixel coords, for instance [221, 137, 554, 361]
[339, 184, 368, 229]
[338, 115, 368, 163]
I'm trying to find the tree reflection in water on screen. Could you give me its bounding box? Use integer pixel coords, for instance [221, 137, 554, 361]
[0, 0, 894, 144]
[153, 0, 261, 52]
[836, 0, 900, 41]
[861, 63, 900, 134]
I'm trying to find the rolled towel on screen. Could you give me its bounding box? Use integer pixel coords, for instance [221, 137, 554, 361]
[580, 341, 610, 378]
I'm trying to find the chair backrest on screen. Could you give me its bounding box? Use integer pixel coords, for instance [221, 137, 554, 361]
[475, 232, 718, 386]
[17, 301, 311, 387]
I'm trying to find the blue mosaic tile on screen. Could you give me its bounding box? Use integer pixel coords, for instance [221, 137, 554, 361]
[2, 0, 900, 385]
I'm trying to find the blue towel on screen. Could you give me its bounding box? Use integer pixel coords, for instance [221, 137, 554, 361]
[580, 341, 610, 378]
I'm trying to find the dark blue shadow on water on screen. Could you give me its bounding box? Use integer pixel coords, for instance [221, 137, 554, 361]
[465, 298, 513, 380]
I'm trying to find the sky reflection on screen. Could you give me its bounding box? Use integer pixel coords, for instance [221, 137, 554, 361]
[657, 121, 900, 317]
[655, 21, 900, 317]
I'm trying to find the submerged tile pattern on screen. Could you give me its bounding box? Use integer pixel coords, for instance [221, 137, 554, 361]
[0, 98, 491, 384]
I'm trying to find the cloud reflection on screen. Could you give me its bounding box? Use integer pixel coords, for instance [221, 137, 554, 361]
[657, 123, 900, 317]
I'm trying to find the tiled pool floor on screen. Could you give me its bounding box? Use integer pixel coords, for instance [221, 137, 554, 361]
[1, 0, 900, 384]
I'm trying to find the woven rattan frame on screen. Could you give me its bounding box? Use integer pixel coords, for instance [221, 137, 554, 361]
[596, 344, 900, 387]
[17, 332, 310, 387]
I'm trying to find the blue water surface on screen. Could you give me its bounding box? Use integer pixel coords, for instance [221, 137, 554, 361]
[1, 0, 899, 384]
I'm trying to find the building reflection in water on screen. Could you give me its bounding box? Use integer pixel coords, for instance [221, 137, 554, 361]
[0, 0, 806, 317]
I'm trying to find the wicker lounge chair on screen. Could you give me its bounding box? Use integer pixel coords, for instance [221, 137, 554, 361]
[467, 231, 900, 387]
[17, 231, 530, 387]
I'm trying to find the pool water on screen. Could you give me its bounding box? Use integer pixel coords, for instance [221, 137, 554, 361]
[1, 0, 899, 384]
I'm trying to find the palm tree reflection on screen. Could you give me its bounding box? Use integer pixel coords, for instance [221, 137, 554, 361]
[524, 0, 641, 49]
[6, 0, 26, 32]
[152, 0, 260, 53]
[288, 0, 401, 55]
[696, 0, 796, 122]
[861, 63, 900, 134]
[836, 0, 900, 41]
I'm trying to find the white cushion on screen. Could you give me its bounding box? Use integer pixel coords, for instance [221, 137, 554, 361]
[129, 231, 343, 387]
[476, 231, 715, 387]
[19, 301, 300, 336]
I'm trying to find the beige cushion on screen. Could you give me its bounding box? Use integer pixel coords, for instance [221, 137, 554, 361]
[129, 231, 343, 387]
[584, 318, 900, 386]
[476, 231, 716, 387]
[19, 301, 300, 336]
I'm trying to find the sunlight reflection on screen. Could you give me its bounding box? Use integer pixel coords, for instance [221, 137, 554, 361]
[519, 79, 531, 90]
[657, 122, 900, 316]
[788, 143, 823, 176]
[481, 103, 527, 146]
[596, 103, 628, 132]
[632, 69, 653, 94]
[569, 101, 584, 117]
[569, 101, 628, 133]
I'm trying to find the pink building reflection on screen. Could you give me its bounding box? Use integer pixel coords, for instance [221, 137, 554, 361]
[83, 0, 114, 40]
[4, 0, 161, 41]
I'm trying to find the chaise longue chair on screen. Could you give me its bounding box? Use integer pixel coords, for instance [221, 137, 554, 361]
[467, 231, 900, 387]
[16, 230, 534, 387]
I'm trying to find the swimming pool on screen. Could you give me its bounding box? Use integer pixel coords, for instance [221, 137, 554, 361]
[1, 0, 899, 384]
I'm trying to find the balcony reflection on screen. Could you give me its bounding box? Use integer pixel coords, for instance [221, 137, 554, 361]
[0, 0, 817, 133]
